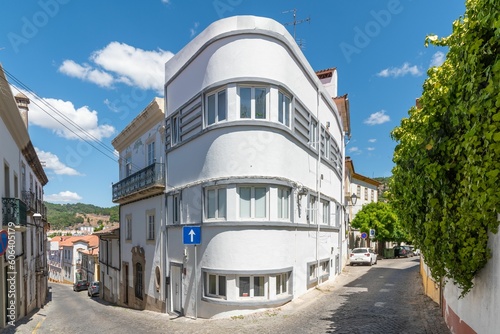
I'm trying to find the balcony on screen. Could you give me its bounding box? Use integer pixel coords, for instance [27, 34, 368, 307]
[2, 197, 27, 227]
[112, 162, 165, 204]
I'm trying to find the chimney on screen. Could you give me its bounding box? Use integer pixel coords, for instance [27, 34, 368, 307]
[15, 92, 30, 128]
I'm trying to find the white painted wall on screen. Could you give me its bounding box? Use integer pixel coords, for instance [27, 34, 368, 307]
[442, 231, 500, 334]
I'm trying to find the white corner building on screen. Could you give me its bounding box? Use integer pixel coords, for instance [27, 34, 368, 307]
[163, 16, 350, 318]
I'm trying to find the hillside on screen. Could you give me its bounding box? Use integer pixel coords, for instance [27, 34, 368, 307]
[45, 202, 119, 230]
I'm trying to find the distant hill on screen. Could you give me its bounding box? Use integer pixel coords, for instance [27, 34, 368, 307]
[45, 202, 119, 230]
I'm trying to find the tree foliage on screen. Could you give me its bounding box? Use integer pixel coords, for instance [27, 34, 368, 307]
[351, 202, 409, 243]
[390, 0, 500, 296]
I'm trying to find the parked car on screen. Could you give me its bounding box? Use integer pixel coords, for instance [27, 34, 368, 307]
[394, 245, 412, 258]
[350, 247, 378, 266]
[73, 280, 89, 292]
[88, 281, 100, 297]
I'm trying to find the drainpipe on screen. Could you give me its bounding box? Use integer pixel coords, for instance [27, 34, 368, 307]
[316, 87, 321, 287]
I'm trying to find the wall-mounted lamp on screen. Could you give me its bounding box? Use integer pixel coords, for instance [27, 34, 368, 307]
[33, 213, 42, 227]
[350, 193, 358, 206]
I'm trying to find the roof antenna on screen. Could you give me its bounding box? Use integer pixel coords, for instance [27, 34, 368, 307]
[282, 8, 311, 49]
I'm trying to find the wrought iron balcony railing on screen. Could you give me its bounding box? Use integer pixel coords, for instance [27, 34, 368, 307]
[112, 162, 165, 203]
[2, 197, 27, 227]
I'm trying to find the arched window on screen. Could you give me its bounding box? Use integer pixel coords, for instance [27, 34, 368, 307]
[135, 263, 143, 299]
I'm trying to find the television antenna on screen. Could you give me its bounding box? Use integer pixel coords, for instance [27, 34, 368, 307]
[283, 8, 311, 47]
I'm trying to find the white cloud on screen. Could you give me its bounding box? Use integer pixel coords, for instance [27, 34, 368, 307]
[364, 110, 390, 125]
[377, 62, 422, 78]
[348, 146, 361, 154]
[35, 148, 83, 176]
[58, 60, 114, 88]
[368, 138, 377, 143]
[45, 191, 82, 203]
[190, 22, 200, 38]
[161, 0, 170, 4]
[430, 51, 446, 67]
[58, 42, 174, 93]
[12, 86, 115, 141]
[367, 147, 375, 151]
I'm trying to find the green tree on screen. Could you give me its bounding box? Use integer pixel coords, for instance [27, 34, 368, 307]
[390, 0, 500, 296]
[351, 202, 408, 243]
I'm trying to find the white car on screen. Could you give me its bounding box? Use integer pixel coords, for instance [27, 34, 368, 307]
[350, 248, 378, 266]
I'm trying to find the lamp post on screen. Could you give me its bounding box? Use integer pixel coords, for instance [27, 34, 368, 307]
[348, 193, 358, 248]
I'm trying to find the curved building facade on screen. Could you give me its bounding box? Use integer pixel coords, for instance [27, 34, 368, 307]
[164, 16, 348, 318]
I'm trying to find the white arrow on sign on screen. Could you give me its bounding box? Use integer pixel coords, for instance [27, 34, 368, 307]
[188, 229, 196, 243]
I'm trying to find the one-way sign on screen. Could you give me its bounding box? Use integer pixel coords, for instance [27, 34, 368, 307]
[183, 226, 201, 245]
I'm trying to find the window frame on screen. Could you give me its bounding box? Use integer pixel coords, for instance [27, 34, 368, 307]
[206, 88, 227, 126]
[206, 187, 227, 220]
[238, 275, 267, 299]
[277, 187, 290, 220]
[172, 194, 180, 224]
[171, 115, 179, 145]
[147, 214, 155, 240]
[238, 85, 269, 120]
[205, 273, 227, 299]
[278, 91, 291, 127]
[126, 215, 132, 240]
[147, 140, 155, 166]
[238, 186, 268, 219]
[321, 200, 330, 225]
[309, 119, 318, 149]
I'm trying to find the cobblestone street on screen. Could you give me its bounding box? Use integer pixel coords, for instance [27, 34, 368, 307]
[4, 257, 449, 334]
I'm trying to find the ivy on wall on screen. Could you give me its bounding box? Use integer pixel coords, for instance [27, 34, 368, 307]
[390, 0, 500, 296]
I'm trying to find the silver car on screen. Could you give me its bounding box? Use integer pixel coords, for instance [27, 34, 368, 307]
[88, 281, 100, 297]
[349, 248, 378, 266]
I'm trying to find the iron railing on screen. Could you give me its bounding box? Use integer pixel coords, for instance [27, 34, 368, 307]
[112, 163, 165, 202]
[2, 197, 27, 226]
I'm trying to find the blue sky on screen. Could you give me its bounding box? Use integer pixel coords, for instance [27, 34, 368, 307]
[0, 0, 466, 208]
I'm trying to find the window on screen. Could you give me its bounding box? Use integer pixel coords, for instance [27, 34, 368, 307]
[206, 188, 226, 219]
[276, 273, 288, 295]
[322, 200, 330, 225]
[309, 263, 317, 280]
[278, 91, 291, 127]
[171, 115, 179, 145]
[135, 263, 143, 299]
[173, 194, 180, 224]
[125, 156, 132, 177]
[277, 187, 290, 219]
[364, 188, 368, 200]
[206, 89, 226, 125]
[238, 276, 266, 298]
[309, 119, 318, 149]
[324, 134, 331, 159]
[126, 216, 132, 240]
[239, 86, 268, 119]
[147, 141, 155, 165]
[308, 195, 317, 224]
[147, 214, 155, 240]
[371, 189, 375, 202]
[205, 273, 226, 298]
[336, 203, 341, 227]
[239, 186, 267, 219]
[356, 185, 361, 198]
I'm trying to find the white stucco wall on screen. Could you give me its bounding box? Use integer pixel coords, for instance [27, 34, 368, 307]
[442, 231, 500, 334]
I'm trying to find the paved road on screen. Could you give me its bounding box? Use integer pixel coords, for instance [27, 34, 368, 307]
[3, 257, 449, 334]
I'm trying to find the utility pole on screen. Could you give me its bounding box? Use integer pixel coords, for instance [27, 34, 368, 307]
[283, 9, 311, 49]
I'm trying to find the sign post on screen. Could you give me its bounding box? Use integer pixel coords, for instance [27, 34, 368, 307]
[183, 226, 201, 319]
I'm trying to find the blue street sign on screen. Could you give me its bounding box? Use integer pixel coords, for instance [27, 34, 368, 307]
[361, 232, 368, 239]
[0, 230, 8, 256]
[183, 226, 201, 245]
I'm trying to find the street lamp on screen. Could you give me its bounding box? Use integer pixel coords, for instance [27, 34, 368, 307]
[33, 213, 42, 227]
[350, 193, 357, 206]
